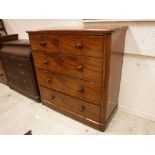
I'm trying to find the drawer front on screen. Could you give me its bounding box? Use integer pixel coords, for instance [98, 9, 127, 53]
[40, 86, 100, 122]
[33, 52, 102, 83]
[29, 34, 59, 52]
[60, 35, 104, 57]
[37, 70, 102, 105]
[0, 60, 7, 84]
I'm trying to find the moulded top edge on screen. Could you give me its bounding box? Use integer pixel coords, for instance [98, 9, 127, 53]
[26, 26, 128, 34]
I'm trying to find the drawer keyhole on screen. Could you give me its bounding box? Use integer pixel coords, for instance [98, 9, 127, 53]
[0, 73, 3, 76]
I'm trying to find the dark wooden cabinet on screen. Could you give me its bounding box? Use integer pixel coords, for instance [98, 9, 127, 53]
[0, 40, 40, 102]
[0, 59, 7, 85]
[0, 34, 19, 85]
[0, 34, 18, 43]
[0, 33, 18, 86]
[27, 27, 128, 131]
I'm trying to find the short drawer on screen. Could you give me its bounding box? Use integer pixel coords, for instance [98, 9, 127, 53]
[40, 86, 100, 122]
[29, 34, 59, 52]
[60, 35, 104, 57]
[37, 70, 102, 105]
[33, 52, 102, 83]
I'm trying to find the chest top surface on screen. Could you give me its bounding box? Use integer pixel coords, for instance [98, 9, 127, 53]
[26, 26, 128, 35]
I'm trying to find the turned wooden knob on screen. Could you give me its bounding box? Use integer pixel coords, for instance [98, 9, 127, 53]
[40, 41, 46, 46]
[80, 106, 85, 112]
[77, 65, 84, 71]
[43, 60, 48, 65]
[47, 79, 51, 83]
[78, 87, 84, 93]
[50, 95, 55, 100]
[75, 43, 83, 49]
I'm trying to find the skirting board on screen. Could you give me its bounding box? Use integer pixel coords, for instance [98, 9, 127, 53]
[119, 105, 155, 121]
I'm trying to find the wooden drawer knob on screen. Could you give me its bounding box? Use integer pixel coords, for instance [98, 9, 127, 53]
[43, 60, 48, 65]
[47, 79, 52, 83]
[77, 65, 84, 71]
[50, 95, 55, 100]
[75, 43, 83, 49]
[78, 87, 84, 93]
[0, 73, 3, 76]
[80, 106, 85, 112]
[40, 41, 46, 46]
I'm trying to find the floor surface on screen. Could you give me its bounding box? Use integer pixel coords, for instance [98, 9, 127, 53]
[0, 83, 155, 135]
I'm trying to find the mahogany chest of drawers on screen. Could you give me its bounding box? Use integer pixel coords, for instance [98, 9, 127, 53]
[0, 40, 40, 102]
[27, 27, 128, 131]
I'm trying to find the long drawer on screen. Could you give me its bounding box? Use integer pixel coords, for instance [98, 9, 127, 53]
[40, 86, 100, 122]
[33, 52, 102, 83]
[36, 69, 102, 105]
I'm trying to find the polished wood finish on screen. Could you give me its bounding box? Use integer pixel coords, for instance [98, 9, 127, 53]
[0, 40, 40, 102]
[59, 35, 104, 57]
[36, 69, 102, 105]
[27, 27, 128, 131]
[40, 86, 100, 122]
[27, 26, 128, 34]
[29, 34, 104, 58]
[105, 30, 127, 120]
[29, 34, 59, 52]
[33, 52, 102, 83]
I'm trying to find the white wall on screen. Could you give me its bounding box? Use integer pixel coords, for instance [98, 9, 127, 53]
[3, 19, 83, 39]
[3, 19, 155, 121]
[84, 21, 155, 121]
[120, 54, 155, 120]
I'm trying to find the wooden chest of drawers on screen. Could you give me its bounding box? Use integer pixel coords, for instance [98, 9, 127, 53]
[27, 27, 128, 131]
[0, 40, 40, 102]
